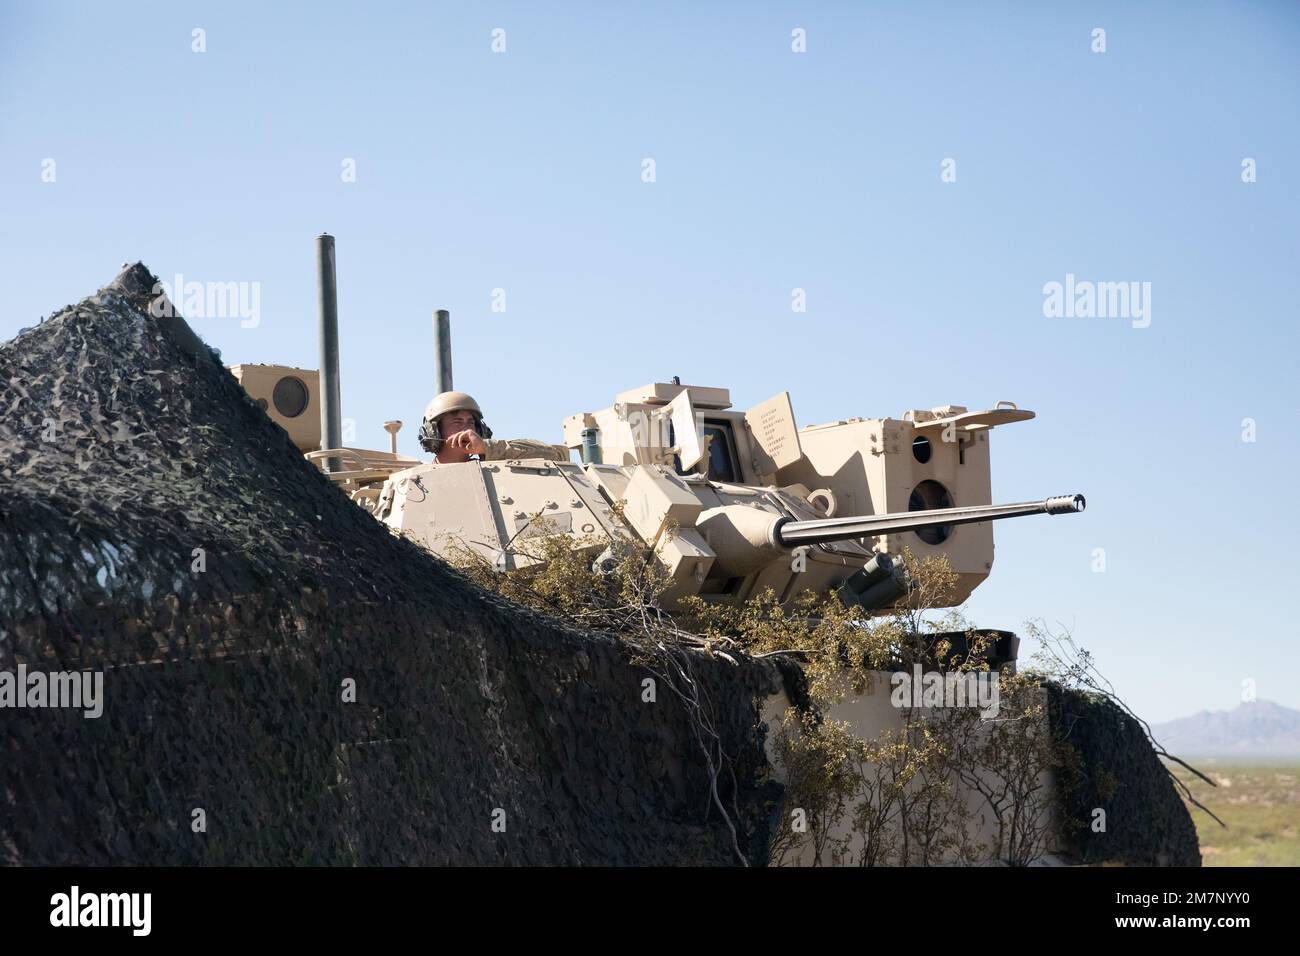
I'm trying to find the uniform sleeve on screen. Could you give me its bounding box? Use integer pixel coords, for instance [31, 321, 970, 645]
[481, 438, 571, 462]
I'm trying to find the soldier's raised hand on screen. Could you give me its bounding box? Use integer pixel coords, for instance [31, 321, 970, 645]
[448, 429, 486, 456]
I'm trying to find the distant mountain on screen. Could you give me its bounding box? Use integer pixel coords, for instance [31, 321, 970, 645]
[1151, 700, 1300, 758]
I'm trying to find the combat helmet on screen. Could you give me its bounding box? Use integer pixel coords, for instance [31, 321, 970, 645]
[418, 390, 493, 453]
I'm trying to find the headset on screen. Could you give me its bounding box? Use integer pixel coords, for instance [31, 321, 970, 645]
[418, 413, 493, 454]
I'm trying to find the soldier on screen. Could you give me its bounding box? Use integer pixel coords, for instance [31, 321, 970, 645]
[418, 391, 567, 463]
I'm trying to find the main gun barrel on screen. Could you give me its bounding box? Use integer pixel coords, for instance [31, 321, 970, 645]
[775, 494, 1086, 547]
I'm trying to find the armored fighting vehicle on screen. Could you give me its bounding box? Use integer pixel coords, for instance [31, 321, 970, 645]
[230, 238, 1084, 624]
[223, 236, 1107, 867]
[3, 255, 1195, 871]
[234, 360, 1083, 615]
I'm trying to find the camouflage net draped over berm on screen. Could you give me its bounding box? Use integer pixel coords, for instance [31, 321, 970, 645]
[0, 264, 783, 865]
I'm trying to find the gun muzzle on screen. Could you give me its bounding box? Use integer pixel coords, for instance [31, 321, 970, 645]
[775, 494, 1086, 548]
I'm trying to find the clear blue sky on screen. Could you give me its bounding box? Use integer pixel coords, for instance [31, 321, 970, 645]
[2, 2, 1297, 723]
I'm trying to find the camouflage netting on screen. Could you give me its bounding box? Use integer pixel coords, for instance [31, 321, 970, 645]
[1046, 684, 1201, 866]
[0, 264, 784, 865]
